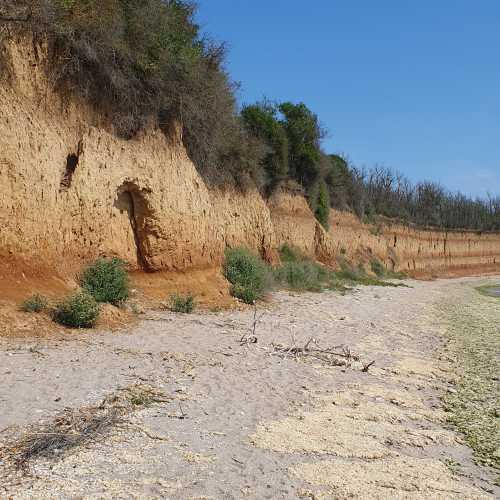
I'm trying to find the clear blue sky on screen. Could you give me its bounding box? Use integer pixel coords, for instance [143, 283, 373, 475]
[196, 1, 500, 198]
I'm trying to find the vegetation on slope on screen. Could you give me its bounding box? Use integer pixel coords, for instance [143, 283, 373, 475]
[240, 101, 499, 231]
[169, 293, 196, 313]
[223, 248, 274, 304]
[223, 245, 406, 304]
[1, 1, 498, 230]
[1, 0, 266, 186]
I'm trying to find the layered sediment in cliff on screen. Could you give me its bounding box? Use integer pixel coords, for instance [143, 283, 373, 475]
[268, 190, 500, 275]
[0, 35, 499, 300]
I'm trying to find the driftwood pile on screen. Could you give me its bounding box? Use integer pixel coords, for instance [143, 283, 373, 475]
[271, 337, 375, 372]
[240, 307, 376, 372]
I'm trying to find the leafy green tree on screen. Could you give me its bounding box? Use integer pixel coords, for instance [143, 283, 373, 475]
[324, 154, 355, 210]
[278, 102, 324, 190]
[241, 101, 289, 184]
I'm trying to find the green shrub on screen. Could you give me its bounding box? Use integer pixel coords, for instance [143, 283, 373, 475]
[335, 257, 362, 281]
[334, 257, 407, 288]
[241, 101, 289, 183]
[80, 258, 129, 305]
[370, 258, 386, 277]
[274, 260, 330, 292]
[279, 244, 301, 263]
[169, 293, 195, 314]
[21, 294, 49, 313]
[275, 245, 333, 292]
[223, 248, 273, 304]
[53, 292, 100, 328]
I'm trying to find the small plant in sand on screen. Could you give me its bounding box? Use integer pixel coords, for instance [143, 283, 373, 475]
[223, 248, 273, 304]
[52, 292, 100, 328]
[21, 294, 49, 313]
[169, 293, 196, 314]
[80, 257, 129, 305]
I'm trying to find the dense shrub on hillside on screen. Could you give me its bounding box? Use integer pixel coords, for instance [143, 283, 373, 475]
[2, 0, 265, 184]
[324, 155, 357, 211]
[313, 180, 331, 229]
[241, 100, 328, 223]
[53, 291, 100, 328]
[223, 248, 273, 304]
[80, 258, 129, 305]
[278, 102, 325, 191]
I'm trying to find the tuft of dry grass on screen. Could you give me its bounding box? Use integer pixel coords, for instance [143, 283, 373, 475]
[9, 407, 121, 469]
[0, 384, 170, 477]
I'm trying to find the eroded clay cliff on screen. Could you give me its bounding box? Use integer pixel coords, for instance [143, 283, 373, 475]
[0, 35, 499, 298]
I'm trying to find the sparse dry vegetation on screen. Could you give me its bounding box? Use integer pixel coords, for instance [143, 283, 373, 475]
[270, 337, 375, 372]
[21, 294, 49, 313]
[0, 384, 169, 476]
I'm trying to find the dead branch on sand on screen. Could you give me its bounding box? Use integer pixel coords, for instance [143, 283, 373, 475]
[239, 308, 376, 372]
[270, 337, 375, 371]
[239, 305, 264, 346]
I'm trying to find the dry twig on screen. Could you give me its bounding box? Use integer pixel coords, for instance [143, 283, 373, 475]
[240, 305, 264, 346]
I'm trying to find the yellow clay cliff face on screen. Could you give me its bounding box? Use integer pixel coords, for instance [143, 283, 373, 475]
[0, 35, 499, 295]
[0, 35, 277, 278]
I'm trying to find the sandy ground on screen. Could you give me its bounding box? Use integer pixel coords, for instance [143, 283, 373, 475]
[0, 276, 499, 499]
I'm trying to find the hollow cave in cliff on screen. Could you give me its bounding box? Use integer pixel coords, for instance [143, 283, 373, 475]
[114, 183, 152, 271]
[60, 153, 79, 189]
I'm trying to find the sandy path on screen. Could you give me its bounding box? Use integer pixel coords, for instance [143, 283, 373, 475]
[0, 277, 498, 499]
